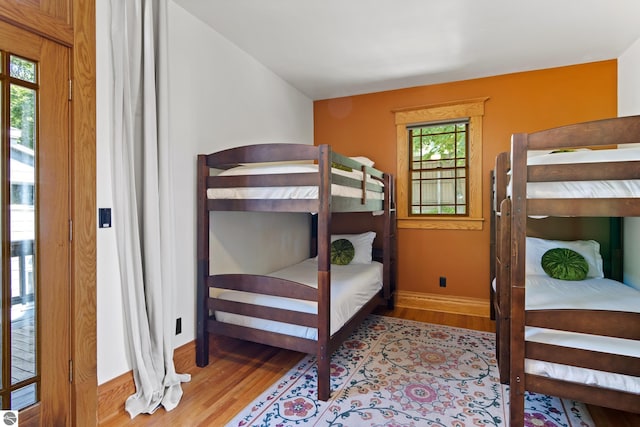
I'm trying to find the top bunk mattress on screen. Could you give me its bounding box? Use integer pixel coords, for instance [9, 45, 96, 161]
[507, 147, 640, 199]
[207, 163, 384, 201]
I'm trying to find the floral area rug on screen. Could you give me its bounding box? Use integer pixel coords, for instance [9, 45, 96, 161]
[227, 315, 594, 427]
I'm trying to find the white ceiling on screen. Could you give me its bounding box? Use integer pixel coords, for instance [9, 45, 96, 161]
[175, 0, 640, 100]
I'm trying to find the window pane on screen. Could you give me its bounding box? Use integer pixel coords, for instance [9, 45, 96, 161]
[440, 159, 454, 168]
[440, 181, 455, 203]
[457, 178, 466, 203]
[11, 300, 35, 385]
[440, 169, 454, 179]
[11, 383, 37, 410]
[421, 171, 436, 179]
[408, 120, 469, 216]
[10, 86, 36, 149]
[9, 78, 38, 408]
[456, 132, 466, 157]
[9, 56, 36, 83]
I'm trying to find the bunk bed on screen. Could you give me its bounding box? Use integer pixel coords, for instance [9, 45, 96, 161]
[196, 143, 396, 401]
[490, 116, 640, 426]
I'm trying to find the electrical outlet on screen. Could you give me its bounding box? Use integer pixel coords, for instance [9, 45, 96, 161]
[439, 276, 446, 287]
[175, 317, 182, 335]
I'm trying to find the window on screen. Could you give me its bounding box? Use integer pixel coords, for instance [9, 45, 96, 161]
[409, 120, 468, 216]
[394, 97, 487, 230]
[11, 183, 34, 205]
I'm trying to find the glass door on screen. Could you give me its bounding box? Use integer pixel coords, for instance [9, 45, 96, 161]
[2, 52, 38, 410]
[1, 19, 71, 425]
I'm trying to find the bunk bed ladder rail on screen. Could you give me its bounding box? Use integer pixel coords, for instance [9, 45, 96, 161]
[196, 154, 211, 367]
[316, 144, 332, 401]
[495, 198, 511, 385]
[508, 133, 529, 427]
[493, 152, 511, 384]
[382, 172, 396, 306]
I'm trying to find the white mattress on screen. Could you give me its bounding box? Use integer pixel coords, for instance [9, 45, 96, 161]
[507, 148, 640, 199]
[207, 163, 384, 200]
[213, 258, 383, 340]
[505, 275, 640, 393]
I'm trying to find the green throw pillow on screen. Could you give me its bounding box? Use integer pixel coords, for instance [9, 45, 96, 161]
[541, 248, 589, 281]
[331, 161, 353, 172]
[331, 239, 355, 265]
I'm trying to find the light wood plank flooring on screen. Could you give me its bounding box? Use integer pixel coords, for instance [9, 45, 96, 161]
[98, 307, 640, 426]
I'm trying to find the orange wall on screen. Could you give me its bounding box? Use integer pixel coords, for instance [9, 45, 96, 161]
[314, 60, 617, 300]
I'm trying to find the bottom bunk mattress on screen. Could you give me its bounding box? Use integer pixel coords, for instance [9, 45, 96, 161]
[523, 275, 640, 394]
[212, 258, 383, 341]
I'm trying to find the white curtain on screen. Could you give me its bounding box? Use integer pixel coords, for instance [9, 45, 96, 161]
[110, 0, 190, 418]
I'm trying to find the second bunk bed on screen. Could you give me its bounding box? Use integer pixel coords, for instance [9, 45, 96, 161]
[196, 143, 396, 401]
[491, 116, 640, 426]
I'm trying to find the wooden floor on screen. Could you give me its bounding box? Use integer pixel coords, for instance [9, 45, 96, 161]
[98, 307, 640, 426]
[11, 302, 37, 410]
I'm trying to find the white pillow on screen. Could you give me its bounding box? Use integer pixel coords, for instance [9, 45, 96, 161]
[331, 231, 376, 264]
[526, 237, 604, 278]
[349, 156, 375, 167]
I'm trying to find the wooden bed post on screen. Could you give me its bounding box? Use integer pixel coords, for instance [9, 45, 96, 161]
[509, 134, 528, 426]
[496, 198, 511, 385]
[317, 145, 332, 401]
[493, 151, 511, 384]
[382, 173, 396, 308]
[196, 155, 210, 367]
[489, 168, 496, 321]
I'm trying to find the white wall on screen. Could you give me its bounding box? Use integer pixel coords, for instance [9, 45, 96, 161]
[96, 1, 314, 384]
[618, 36, 640, 289]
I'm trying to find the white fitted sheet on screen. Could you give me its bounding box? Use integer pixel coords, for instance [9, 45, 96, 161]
[207, 163, 384, 200]
[506, 148, 640, 199]
[213, 258, 383, 340]
[499, 275, 640, 393]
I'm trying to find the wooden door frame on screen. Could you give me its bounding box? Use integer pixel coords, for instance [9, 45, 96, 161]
[0, 0, 100, 424]
[70, 0, 98, 425]
[0, 0, 99, 424]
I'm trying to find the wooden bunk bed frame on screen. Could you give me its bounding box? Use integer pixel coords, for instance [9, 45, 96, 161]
[491, 116, 640, 426]
[491, 153, 624, 383]
[195, 143, 396, 401]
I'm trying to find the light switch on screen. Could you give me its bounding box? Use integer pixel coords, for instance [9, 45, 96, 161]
[99, 208, 112, 228]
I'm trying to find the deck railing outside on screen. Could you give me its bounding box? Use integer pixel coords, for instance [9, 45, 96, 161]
[11, 239, 34, 305]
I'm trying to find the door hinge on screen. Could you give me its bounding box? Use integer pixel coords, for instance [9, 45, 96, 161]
[69, 359, 73, 383]
[69, 219, 73, 242]
[68, 79, 72, 101]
